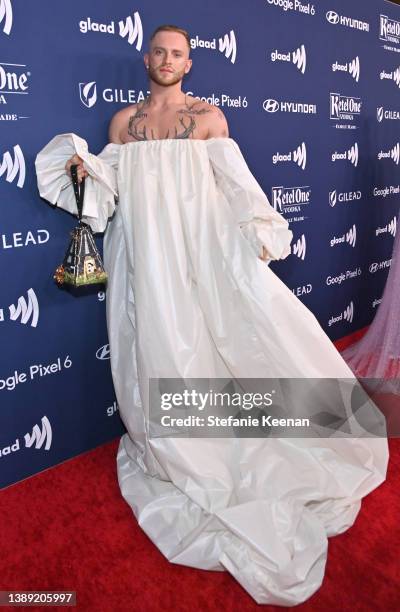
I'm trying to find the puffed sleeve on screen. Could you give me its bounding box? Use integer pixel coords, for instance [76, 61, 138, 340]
[207, 138, 293, 261]
[35, 133, 119, 233]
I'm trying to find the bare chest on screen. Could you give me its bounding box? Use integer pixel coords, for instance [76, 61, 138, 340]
[120, 106, 209, 143]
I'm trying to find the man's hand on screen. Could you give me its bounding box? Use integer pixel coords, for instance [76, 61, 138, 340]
[65, 154, 88, 184]
[258, 246, 270, 262]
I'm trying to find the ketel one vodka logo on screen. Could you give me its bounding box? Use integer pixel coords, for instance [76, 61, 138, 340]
[328, 301, 354, 327]
[0, 288, 39, 327]
[377, 142, 400, 165]
[0, 0, 12, 35]
[331, 142, 359, 167]
[79, 11, 143, 50]
[291, 234, 306, 260]
[0, 144, 25, 188]
[272, 185, 311, 213]
[330, 224, 357, 248]
[379, 67, 400, 88]
[79, 81, 97, 108]
[330, 93, 362, 121]
[272, 142, 307, 170]
[0, 62, 30, 98]
[270, 44, 306, 74]
[332, 56, 360, 82]
[380, 14, 400, 45]
[190, 30, 237, 64]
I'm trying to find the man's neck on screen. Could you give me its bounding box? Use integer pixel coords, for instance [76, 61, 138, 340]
[148, 83, 186, 108]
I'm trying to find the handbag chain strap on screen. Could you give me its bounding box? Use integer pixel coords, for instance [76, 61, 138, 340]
[70, 164, 86, 222]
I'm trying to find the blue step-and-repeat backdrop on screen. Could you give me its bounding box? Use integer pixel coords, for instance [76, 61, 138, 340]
[1, 0, 399, 488]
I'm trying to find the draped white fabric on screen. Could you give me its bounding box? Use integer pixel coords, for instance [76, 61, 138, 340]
[36, 135, 388, 606]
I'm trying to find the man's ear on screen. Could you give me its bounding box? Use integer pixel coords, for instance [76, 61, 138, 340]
[143, 53, 149, 69]
[185, 59, 193, 74]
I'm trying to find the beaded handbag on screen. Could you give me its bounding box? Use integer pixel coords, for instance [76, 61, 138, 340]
[54, 165, 108, 287]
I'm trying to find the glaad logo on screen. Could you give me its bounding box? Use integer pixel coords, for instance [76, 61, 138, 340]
[96, 343, 110, 360]
[332, 56, 360, 82]
[326, 10, 369, 32]
[0, 417, 52, 458]
[330, 224, 357, 248]
[0, 144, 25, 188]
[376, 216, 397, 237]
[369, 258, 392, 274]
[329, 189, 362, 207]
[4, 288, 40, 327]
[190, 30, 237, 64]
[79, 11, 143, 50]
[379, 66, 400, 88]
[331, 143, 359, 167]
[377, 106, 400, 122]
[24, 416, 52, 451]
[330, 93, 362, 121]
[0, 0, 12, 35]
[377, 142, 400, 164]
[270, 44, 306, 73]
[380, 15, 400, 45]
[79, 81, 97, 108]
[328, 301, 354, 327]
[272, 142, 307, 170]
[291, 234, 306, 260]
[262, 98, 317, 114]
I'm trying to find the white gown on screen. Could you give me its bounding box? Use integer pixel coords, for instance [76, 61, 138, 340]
[36, 134, 388, 606]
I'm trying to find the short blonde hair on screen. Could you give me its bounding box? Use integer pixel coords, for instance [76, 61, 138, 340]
[150, 25, 191, 52]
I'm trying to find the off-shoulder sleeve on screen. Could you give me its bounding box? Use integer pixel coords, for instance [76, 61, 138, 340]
[207, 138, 293, 261]
[35, 133, 120, 233]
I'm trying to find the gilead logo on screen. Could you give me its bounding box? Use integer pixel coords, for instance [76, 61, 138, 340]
[79, 81, 97, 108]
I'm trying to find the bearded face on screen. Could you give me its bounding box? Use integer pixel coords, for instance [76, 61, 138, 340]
[146, 31, 191, 88]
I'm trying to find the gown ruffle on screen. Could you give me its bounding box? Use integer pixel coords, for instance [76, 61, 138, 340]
[36, 134, 389, 606]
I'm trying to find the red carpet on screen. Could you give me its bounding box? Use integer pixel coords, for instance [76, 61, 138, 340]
[1, 436, 399, 612]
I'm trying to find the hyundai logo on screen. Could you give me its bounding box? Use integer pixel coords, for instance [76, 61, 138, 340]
[96, 344, 111, 360]
[263, 99, 279, 113]
[326, 11, 339, 25]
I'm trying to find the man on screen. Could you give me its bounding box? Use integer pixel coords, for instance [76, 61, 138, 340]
[37, 24, 388, 606]
[66, 24, 269, 260]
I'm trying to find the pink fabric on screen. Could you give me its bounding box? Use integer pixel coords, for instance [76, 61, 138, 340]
[342, 209, 400, 393]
